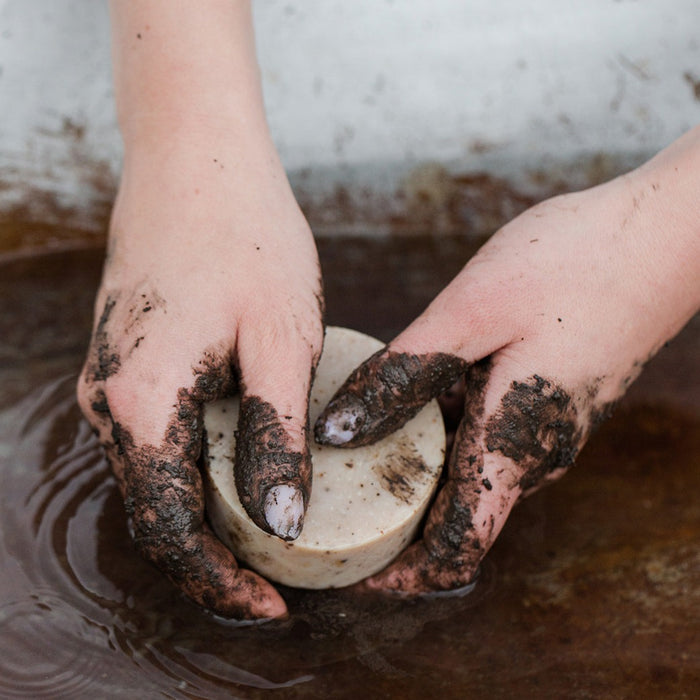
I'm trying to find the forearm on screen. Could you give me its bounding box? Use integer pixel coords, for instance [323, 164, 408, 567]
[108, 0, 270, 148]
[627, 125, 700, 337]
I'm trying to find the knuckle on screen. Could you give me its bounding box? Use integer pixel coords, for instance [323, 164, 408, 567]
[129, 517, 200, 586]
[239, 320, 321, 393]
[127, 496, 194, 569]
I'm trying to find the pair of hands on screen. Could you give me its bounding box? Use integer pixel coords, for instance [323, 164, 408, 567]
[78, 127, 700, 620]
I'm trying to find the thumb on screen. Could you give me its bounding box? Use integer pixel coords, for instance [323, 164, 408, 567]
[314, 284, 513, 447]
[234, 326, 320, 541]
[314, 346, 468, 447]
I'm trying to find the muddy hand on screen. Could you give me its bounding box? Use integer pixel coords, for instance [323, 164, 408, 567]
[80, 344, 275, 620]
[317, 132, 700, 595]
[79, 0, 329, 619]
[78, 272, 322, 620]
[78, 272, 322, 619]
[76, 129, 323, 621]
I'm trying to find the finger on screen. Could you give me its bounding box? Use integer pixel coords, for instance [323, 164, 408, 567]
[364, 361, 497, 593]
[365, 362, 590, 596]
[313, 280, 512, 447]
[97, 355, 287, 620]
[314, 347, 469, 447]
[234, 320, 323, 541]
[118, 438, 286, 619]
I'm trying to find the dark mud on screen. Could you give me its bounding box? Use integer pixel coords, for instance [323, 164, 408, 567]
[91, 377, 279, 619]
[421, 367, 614, 578]
[90, 295, 121, 381]
[485, 375, 584, 491]
[484, 375, 620, 492]
[235, 395, 311, 538]
[373, 436, 431, 505]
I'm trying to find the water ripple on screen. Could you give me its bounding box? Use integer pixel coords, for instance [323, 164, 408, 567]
[1, 376, 322, 697]
[0, 374, 490, 698]
[0, 594, 106, 698]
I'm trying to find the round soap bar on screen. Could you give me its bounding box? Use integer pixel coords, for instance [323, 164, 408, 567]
[203, 326, 445, 589]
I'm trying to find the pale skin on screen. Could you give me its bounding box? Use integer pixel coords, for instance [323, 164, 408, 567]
[78, 0, 323, 620]
[317, 131, 700, 592]
[78, 0, 700, 616]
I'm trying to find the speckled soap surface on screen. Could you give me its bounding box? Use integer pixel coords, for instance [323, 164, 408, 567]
[204, 326, 446, 589]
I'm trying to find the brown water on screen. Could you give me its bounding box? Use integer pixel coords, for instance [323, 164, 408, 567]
[0, 240, 698, 699]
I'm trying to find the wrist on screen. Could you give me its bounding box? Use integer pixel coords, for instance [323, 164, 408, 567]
[109, 0, 269, 148]
[119, 108, 276, 162]
[635, 127, 700, 310]
[607, 127, 700, 347]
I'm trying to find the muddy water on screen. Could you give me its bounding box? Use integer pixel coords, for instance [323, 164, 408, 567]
[0, 240, 698, 699]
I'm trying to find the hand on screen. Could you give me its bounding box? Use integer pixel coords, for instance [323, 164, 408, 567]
[315, 130, 700, 595]
[78, 132, 323, 619]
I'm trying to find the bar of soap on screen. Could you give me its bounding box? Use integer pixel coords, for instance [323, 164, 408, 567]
[203, 326, 445, 589]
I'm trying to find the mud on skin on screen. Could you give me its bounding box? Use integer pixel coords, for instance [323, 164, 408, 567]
[85, 290, 171, 384]
[111, 420, 270, 620]
[235, 396, 311, 539]
[89, 295, 121, 381]
[113, 360, 266, 614]
[315, 350, 469, 446]
[366, 365, 616, 595]
[484, 374, 602, 492]
[399, 362, 492, 591]
[87, 414, 274, 617]
[81, 294, 281, 618]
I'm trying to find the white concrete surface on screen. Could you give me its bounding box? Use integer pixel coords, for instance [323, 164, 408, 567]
[1, 0, 699, 229]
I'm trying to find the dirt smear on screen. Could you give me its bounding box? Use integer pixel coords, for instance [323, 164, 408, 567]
[89, 295, 121, 382]
[482, 374, 617, 493]
[484, 375, 583, 492]
[235, 396, 311, 538]
[373, 436, 431, 505]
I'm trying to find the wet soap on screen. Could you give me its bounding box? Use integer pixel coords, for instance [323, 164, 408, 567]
[203, 326, 445, 589]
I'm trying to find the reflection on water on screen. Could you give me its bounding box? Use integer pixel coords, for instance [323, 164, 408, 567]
[0, 242, 698, 698]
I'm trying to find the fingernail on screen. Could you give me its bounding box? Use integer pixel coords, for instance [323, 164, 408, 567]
[263, 484, 305, 540]
[314, 395, 367, 445]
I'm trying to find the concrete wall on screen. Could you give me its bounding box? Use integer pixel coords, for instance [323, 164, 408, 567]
[1, 0, 699, 232]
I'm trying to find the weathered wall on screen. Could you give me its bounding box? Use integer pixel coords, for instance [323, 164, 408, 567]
[1, 0, 699, 236]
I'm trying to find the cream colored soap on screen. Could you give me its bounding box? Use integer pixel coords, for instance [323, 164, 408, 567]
[204, 326, 445, 589]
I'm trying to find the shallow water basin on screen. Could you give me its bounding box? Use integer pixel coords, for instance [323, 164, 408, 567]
[0, 235, 698, 699]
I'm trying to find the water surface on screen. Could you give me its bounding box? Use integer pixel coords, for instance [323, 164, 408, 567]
[0, 241, 698, 698]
